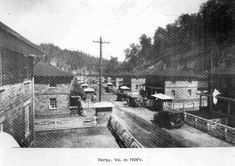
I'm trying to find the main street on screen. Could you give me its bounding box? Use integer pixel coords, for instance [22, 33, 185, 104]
[102, 89, 233, 147]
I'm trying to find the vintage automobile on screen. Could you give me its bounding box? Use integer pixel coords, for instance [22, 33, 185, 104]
[150, 93, 173, 111]
[153, 109, 184, 129]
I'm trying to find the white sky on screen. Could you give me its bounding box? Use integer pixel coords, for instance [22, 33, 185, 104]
[0, 0, 207, 61]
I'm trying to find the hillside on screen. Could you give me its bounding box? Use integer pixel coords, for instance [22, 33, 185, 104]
[121, 0, 235, 74]
[39, 43, 109, 73]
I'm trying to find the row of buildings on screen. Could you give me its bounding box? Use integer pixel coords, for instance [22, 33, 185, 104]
[100, 57, 235, 126]
[0, 22, 75, 147]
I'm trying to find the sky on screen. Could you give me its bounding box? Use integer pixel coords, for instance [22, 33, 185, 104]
[0, 0, 207, 61]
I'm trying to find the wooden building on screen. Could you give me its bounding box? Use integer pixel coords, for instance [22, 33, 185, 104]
[34, 62, 74, 117]
[0, 21, 43, 147]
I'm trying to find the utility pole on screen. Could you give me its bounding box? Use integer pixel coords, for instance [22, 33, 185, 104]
[209, 49, 214, 113]
[93, 36, 109, 102]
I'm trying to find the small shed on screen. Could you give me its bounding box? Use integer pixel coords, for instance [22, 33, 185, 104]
[92, 102, 114, 116]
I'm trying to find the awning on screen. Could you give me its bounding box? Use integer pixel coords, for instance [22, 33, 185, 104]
[120, 86, 130, 90]
[84, 87, 95, 93]
[81, 83, 88, 87]
[151, 93, 173, 100]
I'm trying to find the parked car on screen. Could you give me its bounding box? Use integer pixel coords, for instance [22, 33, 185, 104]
[153, 109, 184, 129]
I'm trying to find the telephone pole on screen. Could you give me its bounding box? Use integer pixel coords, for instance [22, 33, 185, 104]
[209, 50, 214, 113]
[93, 36, 109, 102]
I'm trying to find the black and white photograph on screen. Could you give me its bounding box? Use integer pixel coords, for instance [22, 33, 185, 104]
[0, 0, 235, 165]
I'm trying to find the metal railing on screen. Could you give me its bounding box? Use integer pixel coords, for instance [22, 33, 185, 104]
[184, 112, 235, 145]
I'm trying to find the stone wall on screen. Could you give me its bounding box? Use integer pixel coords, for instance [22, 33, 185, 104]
[35, 94, 70, 116]
[35, 83, 71, 116]
[165, 80, 199, 100]
[0, 80, 34, 147]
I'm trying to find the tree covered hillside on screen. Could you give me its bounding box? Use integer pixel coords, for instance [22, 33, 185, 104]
[120, 0, 235, 73]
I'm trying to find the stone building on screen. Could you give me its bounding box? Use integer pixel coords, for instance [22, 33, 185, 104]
[130, 67, 208, 109]
[0, 21, 43, 147]
[164, 80, 203, 101]
[130, 78, 146, 93]
[115, 77, 123, 89]
[34, 62, 74, 117]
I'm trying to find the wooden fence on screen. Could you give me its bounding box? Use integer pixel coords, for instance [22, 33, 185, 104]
[184, 112, 235, 145]
[35, 117, 95, 131]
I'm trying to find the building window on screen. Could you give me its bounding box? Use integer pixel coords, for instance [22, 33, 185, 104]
[136, 85, 139, 90]
[24, 105, 30, 138]
[188, 89, 192, 96]
[171, 90, 176, 96]
[49, 98, 57, 109]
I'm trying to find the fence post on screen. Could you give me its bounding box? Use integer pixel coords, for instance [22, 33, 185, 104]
[224, 128, 228, 140]
[195, 118, 198, 127]
[207, 122, 210, 131]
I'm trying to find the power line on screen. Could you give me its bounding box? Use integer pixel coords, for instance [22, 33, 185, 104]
[133, 0, 158, 18]
[112, 0, 139, 25]
[128, 0, 172, 24]
[113, 0, 134, 17]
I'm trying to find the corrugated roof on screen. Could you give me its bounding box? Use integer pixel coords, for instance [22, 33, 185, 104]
[34, 62, 74, 77]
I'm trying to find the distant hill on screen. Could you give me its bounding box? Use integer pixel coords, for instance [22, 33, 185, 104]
[39, 43, 109, 73]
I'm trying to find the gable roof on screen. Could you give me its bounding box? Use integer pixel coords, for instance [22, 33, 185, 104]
[34, 62, 74, 77]
[0, 21, 44, 55]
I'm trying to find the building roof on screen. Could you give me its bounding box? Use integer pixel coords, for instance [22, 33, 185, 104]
[34, 62, 74, 77]
[0, 21, 44, 55]
[133, 67, 206, 79]
[212, 66, 235, 75]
